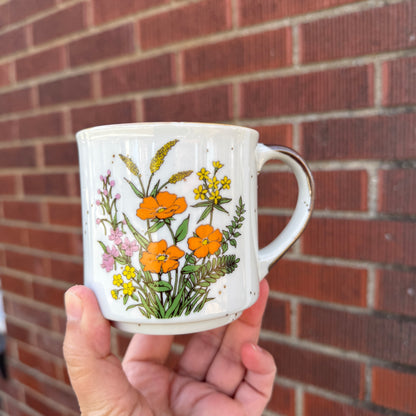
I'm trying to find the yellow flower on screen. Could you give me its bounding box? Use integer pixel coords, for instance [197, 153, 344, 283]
[213, 161, 223, 169]
[221, 176, 231, 189]
[197, 168, 210, 180]
[209, 190, 221, 204]
[111, 290, 119, 299]
[113, 274, 123, 286]
[123, 265, 136, 280]
[194, 185, 208, 200]
[208, 176, 220, 189]
[123, 282, 135, 296]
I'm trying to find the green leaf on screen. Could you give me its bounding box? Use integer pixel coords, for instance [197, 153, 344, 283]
[222, 242, 228, 253]
[123, 213, 149, 249]
[126, 304, 139, 310]
[219, 197, 232, 204]
[214, 204, 228, 214]
[131, 293, 139, 302]
[185, 253, 196, 264]
[123, 294, 129, 305]
[192, 201, 211, 208]
[146, 221, 165, 234]
[198, 206, 212, 223]
[199, 282, 210, 287]
[124, 178, 144, 198]
[165, 286, 186, 318]
[175, 215, 189, 243]
[98, 241, 107, 253]
[148, 281, 173, 293]
[230, 239, 237, 247]
[182, 264, 201, 274]
[150, 180, 160, 197]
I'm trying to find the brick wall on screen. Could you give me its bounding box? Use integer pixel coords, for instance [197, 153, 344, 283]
[0, 0, 415, 415]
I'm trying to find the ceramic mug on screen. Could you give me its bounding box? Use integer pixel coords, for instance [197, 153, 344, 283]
[76, 122, 314, 335]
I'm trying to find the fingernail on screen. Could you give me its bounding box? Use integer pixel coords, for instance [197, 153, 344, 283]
[251, 343, 263, 353]
[65, 291, 83, 322]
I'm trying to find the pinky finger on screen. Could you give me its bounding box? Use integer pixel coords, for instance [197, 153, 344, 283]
[234, 343, 276, 415]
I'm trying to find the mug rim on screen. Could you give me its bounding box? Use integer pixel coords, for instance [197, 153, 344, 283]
[75, 121, 259, 138]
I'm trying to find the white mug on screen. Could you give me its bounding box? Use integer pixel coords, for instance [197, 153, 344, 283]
[76, 122, 314, 335]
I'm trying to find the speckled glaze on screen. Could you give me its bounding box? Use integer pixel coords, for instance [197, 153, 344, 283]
[76, 123, 314, 335]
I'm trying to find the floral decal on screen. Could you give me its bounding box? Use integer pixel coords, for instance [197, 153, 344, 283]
[95, 140, 246, 319]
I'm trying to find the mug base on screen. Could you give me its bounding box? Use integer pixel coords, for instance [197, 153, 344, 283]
[114, 312, 243, 335]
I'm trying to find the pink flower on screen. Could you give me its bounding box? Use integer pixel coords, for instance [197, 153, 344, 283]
[109, 228, 123, 245]
[103, 189, 108, 196]
[121, 238, 139, 257]
[101, 245, 120, 272]
[96, 200, 101, 206]
[100, 175, 104, 181]
[96, 218, 101, 224]
[107, 170, 111, 175]
[115, 193, 121, 199]
[110, 180, 115, 186]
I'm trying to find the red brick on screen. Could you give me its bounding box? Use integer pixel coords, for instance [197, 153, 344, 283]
[7, 298, 53, 329]
[3, 201, 42, 223]
[267, 383, 295, 416]
[47, 202, 81, 227]
[299, 304, 416, 366]
[0, 145, 36, 168]
[0, 27, 27, 57]
[69, 24, 135, 67]
[0, 62, 12, 87]
[23, 173, 72, 197]
[93, 0, 169, 25]
[5, 250, 49, 276]
[6, 321, 32, 345]
[0, 273, 32, 298]
[71, 101, 136, 133]
[8, 0, 55, 24]
[39, 74, 92, 106]
[27, 228, 80, 255]
[376, 269, 416, 317]
[43, 141, 78, 166]
[260, 340, 364, 397]
[101, 54, 175, 97]
[4, 398, 34, 416]
[300, 2, 416, 63]
[304, 393, 384, 416]
[263, 298, 291, 334]
[0, 175, 18, 195]
[378, 168, 416, 216]
[25, 391, 68, 416]
[372, 367, 416, 415]
[258, 215, 289, 248]
[49, 259, 83, 285]
[18, 112, 65, 140]
[303, 218, 416, 266]
[183, 28, 291, 83]
[0, 119, 19, 142]
[0, 88, 33, 115]
[144, 85, 233, 122]
[240, 66, 373, 118]
[140, 0, 231, 50]
[259, 169, 367, 211]
[251, 124, 293, 147]
[16, 46, 66, 81]
[36, 331, 65, 358]
[33, 281, 66, 309]
[269, 259, 367, 307]
[238, 0, 361, 26]
[18, 345, 57, 379]
[0, 2, 10, 28]
[33, 3, 87, 45]
[301, 113, 416, 161]
[383, 56, 416, 107]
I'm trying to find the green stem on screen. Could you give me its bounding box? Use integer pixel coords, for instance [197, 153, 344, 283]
[146, 173, 155, 197]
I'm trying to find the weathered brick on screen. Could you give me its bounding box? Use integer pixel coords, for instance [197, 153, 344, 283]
[23, 173, 72, 197]
[269, 259, 367, 307]
[33, 281, 66, 309]
[0, 26, 27, 57]
[183, 28, 291, 82]
[33, 3, 87, 45]
[39, 74, 92, 106]
[372, 367, 416, 415]
[71, 101, 136, 133]
[0, 2, 10, 28]
[301, 113, 416, 161]
[302, 218, 416, 266]
[262, 298, 291, 334]
[7, 298, 52, 330]
[376, 269, 416, 318]
[260, 340, 365, 397]
[47, 202, 81, 227]
[3, 200, 42, 223]
[49, 258, 83, 284]
[378, 168, 416, 216]
[101, 54, 175, 97]
[238, 0, 361, 26]
[0, 273, 32, 298]
[383, 56, 416, 107]
[251, 124, 293, 147]
[0, 175, 18, 195]
[18, 112, 65, 139]
[5, 250, 49, 276]
[43, 141, 78, 166]
[27, 228, 81, 256]
[0, 62, 12, 87]
[16, 46, 66, 81]
[300, 2, 416, 63]
[69, 24, 135, 67]
[304, 393, 384, 416]
[0, 120, 19, 142]
[9, 0, 55, 24]
[0, 145, 36, 168]
[0, 88, 33, 115]
[259, 170, 368, 211]
[258, 215, 289, 248]
[25, 390, 68, 416]
[140, 0, 231, 50]
[144, 85, 233, 122]
[93, 0, 169, 25]
[267, 383, 295, 416]
[299, 304, 416, 366]
[240, 66, 373, 118]
[18, 345, 57, 379]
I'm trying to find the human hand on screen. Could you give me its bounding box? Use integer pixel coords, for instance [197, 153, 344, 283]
[63, 280, 276, 416]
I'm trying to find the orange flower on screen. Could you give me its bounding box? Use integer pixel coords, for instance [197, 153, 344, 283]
[188, 224, 223, 258]
[140, 240, 184, 274]
[136, 191, 187, 220]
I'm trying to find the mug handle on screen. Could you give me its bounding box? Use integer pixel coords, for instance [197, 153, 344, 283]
[256, 144, 315, 279]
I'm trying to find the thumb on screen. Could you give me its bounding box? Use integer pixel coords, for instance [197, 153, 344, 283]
[63, 285, 150, 416]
